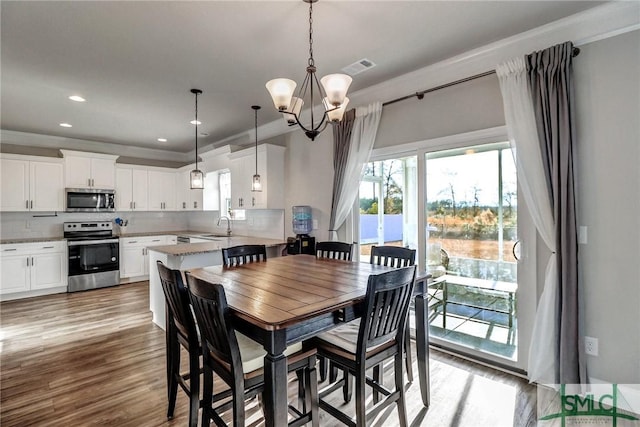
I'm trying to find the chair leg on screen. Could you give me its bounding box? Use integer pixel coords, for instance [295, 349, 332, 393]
[329, 362, 339, 383]
[306, 364, 319, 427]
[232, 379, 245, 427]
[188, 348, 200, 427]
[296, 369, 306, 410]
[372, 364, 381, 404]
[404, 328, 414, 383]
[166, 328, 179, 419]
[395, 353, 409, 427]
[319, 355, 328, 382]
[355, 368, 367, 427]
[342, 370, 353, 403]
[201, 363, 213, 427]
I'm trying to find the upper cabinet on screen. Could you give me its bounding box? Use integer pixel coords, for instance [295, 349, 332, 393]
[148, 170, 176, 211]
[229, 144, 285, 210]
[176, 168, 203, 211]
[115, 166, 149, 211]
[0, 155, 64, 212]
[60, 150, 118, 189]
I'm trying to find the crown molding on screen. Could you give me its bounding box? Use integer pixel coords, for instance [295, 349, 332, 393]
[1, 129, 192, 162]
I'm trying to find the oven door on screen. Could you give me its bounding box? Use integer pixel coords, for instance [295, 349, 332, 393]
[68, 239, 119, 276]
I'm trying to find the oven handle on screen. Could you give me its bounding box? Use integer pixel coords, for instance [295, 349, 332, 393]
[68, 238, 119, 246]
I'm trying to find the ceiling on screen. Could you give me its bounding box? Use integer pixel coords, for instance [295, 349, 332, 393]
[1, 1, 603, 154]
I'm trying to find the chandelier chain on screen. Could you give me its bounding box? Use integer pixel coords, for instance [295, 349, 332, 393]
[308, 1, 314, 67]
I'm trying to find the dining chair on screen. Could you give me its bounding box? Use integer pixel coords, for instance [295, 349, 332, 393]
[312, 265, 417, 427]
[369, 245, 416, 385]
[315, 241, 353, 261]
[156, 261, 201, 427]
[314, 241, 354, 382]
[222, 244, 267, 267]
[185, 272, 319, 427]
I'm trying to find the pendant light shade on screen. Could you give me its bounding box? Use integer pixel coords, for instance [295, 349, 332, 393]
[190, 89, 204, 189]
[251, 105, 262, 192]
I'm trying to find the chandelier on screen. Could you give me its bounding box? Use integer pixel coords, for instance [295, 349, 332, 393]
[265, 0, 352, 141]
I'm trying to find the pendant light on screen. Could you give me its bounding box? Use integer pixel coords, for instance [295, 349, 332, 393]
[251, 105, 262, 192]
[265, 0, 351, 141]
[190, 89, 204, 189]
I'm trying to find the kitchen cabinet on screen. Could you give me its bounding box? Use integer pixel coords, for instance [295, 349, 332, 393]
[120, 235, 175, 279]
[176, 168, 203, 211]
[60, 150, 118, 189]
[115, 166, 149, 211]
[0, 241, 67, 299]
[0, 155, 64, 212]
[229, 144, 285, 210]
[148, 170, 176, 211]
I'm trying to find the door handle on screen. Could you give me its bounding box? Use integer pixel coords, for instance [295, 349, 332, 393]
[26, 200, 29, 209]
[27, 257, 30, 267]
[512, 240, 521, 261]
[31, 200, 33, 209]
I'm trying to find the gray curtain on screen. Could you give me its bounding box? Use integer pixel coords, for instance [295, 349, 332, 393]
[328, 108, 356, 240]
[527, 41, 584, 384]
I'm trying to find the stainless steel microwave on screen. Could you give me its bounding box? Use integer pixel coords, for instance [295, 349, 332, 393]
[65, 188, 116, 212]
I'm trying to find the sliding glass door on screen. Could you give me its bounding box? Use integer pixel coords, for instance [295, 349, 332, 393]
[355, 136, 534, 370]
[425, 143, 519, 361]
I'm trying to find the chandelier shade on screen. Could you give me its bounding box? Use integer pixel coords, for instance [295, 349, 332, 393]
[265, 0, 352, 141]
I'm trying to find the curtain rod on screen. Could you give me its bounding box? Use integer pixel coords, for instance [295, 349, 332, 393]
[383, 47, 580, 107]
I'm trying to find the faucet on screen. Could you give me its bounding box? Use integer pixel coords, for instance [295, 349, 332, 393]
[217, 216, 232, 236]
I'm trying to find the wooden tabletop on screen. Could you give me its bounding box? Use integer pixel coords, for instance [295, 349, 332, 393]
[186, 254, 395, 330]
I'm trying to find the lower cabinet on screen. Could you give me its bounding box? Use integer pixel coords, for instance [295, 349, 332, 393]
[0, 241, 67, 300]
[120, 235, 176, 280]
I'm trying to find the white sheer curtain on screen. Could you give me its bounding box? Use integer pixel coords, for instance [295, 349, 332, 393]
[496, 58, 559, 384]
[330, 102, 382, 241]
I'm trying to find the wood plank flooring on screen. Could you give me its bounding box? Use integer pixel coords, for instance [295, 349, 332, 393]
[1, 282, 537, 426]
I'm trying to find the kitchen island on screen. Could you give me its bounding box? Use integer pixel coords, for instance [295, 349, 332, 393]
[148, 236, 286, 329]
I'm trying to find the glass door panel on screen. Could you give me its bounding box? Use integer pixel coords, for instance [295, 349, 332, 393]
[358, 158, 417, 261]
[426, 143, 518, 361]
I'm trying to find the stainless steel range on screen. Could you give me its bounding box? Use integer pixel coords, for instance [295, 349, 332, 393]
[64, 221, 120, 292]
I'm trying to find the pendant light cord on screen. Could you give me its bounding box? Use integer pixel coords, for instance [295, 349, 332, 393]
[194, 91, 199, 170]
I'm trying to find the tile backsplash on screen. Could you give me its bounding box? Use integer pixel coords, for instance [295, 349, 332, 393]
[0, 209, 285, 240]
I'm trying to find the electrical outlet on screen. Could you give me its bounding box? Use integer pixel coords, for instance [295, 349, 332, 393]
[585, 336, 598, 356]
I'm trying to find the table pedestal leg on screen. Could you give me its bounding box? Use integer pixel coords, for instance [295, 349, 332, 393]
[263, 341, 288, 427]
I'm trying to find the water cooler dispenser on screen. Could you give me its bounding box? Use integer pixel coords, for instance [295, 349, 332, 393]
[287, 206, 315, 255]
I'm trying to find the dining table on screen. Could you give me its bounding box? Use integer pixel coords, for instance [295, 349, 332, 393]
[186, 254, 431, 427]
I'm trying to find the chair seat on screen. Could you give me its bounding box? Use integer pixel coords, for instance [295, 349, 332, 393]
[236, 331, 302, 374]
[316, 319, 390, 356]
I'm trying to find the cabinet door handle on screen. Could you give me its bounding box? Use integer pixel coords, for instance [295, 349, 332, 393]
[252, 197, 255, 207]
[27, 257, 30, 267]
[31, 257, 34, 265]
[128, 240, 137, 244]
[133, 201, 136, 209]
[30, 200, 33, 209]
[42, 246, 54, 249]
[91, 178, 95, 187]
[26, 200, 29, 209]
[194, 201, 197, 209]
[3, 248, 17, 252]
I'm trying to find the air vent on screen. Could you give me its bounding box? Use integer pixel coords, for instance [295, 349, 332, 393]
[341, 58, 376, 76]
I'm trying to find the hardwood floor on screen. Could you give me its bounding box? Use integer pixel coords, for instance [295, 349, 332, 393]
[1, 282, 537, 426]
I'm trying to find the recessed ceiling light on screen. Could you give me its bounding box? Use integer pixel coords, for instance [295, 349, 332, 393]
[59, 123, 72, 128]
[190, 120, 202, 125]
[68, 95, 86, 102]
[157, 138, 167, 142]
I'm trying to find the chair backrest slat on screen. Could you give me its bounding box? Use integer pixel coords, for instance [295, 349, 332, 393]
[222, 244, 267, 267]
[369, 245, 416, 268]
[315, 241, 353, 261]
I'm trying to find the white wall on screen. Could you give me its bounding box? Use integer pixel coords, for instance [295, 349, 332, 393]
[574, 30, 640, 384]
[283, 129, 334, 241]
